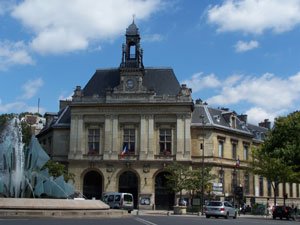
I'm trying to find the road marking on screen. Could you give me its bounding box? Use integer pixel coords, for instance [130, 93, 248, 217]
[135, 217, 158, 225]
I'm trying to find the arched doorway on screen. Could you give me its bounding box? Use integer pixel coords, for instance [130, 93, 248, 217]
[155, 171, 175, 210]
[83, 170, 102, 199]
[119, 171, 138, 208]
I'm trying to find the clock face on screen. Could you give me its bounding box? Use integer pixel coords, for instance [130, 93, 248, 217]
[126, 79, 134, 89]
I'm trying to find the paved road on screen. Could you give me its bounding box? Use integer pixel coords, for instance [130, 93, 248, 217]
[0, 215, 297, 225]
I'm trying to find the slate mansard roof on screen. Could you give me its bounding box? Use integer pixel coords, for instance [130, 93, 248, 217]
[83, 67, 181, 97]
[191, 102, 269, 141]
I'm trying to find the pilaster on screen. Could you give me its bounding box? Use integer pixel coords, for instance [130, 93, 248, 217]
[176, 115, 184, 160]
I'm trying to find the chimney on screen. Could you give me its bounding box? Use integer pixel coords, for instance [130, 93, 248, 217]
[259, 119, 271, 129]
[238, 114, 248, 123]
[195, 98, 203, 105]
[44, 113, 57, 127]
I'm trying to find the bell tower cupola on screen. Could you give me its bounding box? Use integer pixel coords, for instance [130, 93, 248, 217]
[120, 19, 144, 69]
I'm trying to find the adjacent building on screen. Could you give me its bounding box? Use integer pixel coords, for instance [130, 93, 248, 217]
[37, 22, 300, 209]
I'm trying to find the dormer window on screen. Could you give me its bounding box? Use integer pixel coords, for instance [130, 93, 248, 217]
[213, 115, 221, 123]
[230, 115, 236, 128]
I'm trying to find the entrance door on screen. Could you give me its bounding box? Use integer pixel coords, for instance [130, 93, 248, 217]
[83, 170, 102, 199]
[119, 171, 138, 208]
[155, 171, 175, 210]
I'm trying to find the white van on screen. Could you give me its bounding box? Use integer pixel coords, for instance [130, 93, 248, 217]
[102, 192, 134, 212]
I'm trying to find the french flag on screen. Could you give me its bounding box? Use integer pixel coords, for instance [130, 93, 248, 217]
[121, 144, 128, 155]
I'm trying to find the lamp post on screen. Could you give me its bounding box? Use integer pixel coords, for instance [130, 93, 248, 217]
[200, 114, 205, 215]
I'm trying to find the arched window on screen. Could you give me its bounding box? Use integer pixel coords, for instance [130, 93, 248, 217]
[129, 44, 136, 59]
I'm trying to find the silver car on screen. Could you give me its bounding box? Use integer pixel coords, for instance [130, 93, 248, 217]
[204, 201, 237, 219]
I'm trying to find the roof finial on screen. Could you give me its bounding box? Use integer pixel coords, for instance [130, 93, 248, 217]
[132, 14, 136, 23]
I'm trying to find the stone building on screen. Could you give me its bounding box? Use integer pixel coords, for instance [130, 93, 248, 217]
[37, 22, 300, 209]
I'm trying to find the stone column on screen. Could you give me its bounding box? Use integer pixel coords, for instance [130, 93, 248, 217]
[103, 115, 112, 160]
[77, 115, 84, 155]
[111, 115, 119, 159]
[139, 115, 147, 159]
[69, 115, 83, 159]
[148, 115, 154, 158]
[183, 114, 191, 159]
[176, 115, 184, 160]
[69, 115, 78, 156]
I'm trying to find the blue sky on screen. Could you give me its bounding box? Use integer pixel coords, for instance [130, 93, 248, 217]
[1, 0, 300, 125]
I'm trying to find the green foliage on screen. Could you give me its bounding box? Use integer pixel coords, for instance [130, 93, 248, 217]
[42, 160, 75, 183]
[184, 167, 216, 194]
[18, 112, 42, 119]
[164, 162, 190, 194]
[249, 111, 300, 204]
[0, 113, 37, 147]
[21, 121, 32, 147]
[0, 114, 14, 132]
[164, 162, 216, 197]
[262, 111, 300, 173]
[251, 147, 296, 184]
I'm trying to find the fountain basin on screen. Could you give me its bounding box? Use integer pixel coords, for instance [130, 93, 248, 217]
[0, 198, 129, 218]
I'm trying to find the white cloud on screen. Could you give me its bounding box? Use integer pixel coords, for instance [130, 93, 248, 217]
[207, 0, 300, 34]
[207, 72, 300, 111]
[182, 72, 221, 93]
[0, 99, 45, 114]
[19, 78, 44, 100]
[188, 71, 300, 123]
[11, 0, 162, 54]
[59, 92, 73, 101]
[245, 107, 277, 125]
[0, 40, 34, 70]
[235, 40, 259, 52]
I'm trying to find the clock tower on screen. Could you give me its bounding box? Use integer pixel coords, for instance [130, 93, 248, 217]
[119, 20, 145, 92]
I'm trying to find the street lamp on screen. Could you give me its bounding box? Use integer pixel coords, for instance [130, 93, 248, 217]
[200, 114, 205, 215]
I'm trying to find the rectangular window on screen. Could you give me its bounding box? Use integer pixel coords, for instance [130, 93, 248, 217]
[219, 170, 224, 193]
[243, 145, 249, 161]
[244, 173, 250, 195]
[232, 143, 237, 160]
[218, 141, 224, 158]
[123, 128, 135, 154]
[231, 170, 237, 194]
[289, 183, 293, 198]
[267, 180, 272, 197]
[259, 176, 264, 196]
[159, 129, 172, 155]
[275, 184, 279, 197]
[88, 129, 100, 154]
[282, 182, 286, 197]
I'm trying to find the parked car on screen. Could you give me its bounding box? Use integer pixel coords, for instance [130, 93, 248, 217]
[272, 206, 294, 220]
[204, 201, 237, 219]
[102, 192, 134, 213]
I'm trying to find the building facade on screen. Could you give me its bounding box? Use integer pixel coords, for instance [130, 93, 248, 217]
[37, 22, 300, 209]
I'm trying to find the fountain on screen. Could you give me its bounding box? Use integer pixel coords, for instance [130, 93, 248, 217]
[0, 117, 114, 218]
[0, 117, 74, 198]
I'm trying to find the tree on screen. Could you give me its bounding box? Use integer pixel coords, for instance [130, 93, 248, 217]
[164, 162, 216, 206]
[164, 162, 190, 205]
[185, 167, 216, 200]
[250, 111, 300, 205]
[262, 111, 300, 175]
[21, 121, 32, 147]
[42, 160, 75, 183]
[250, 147, 297, 205]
